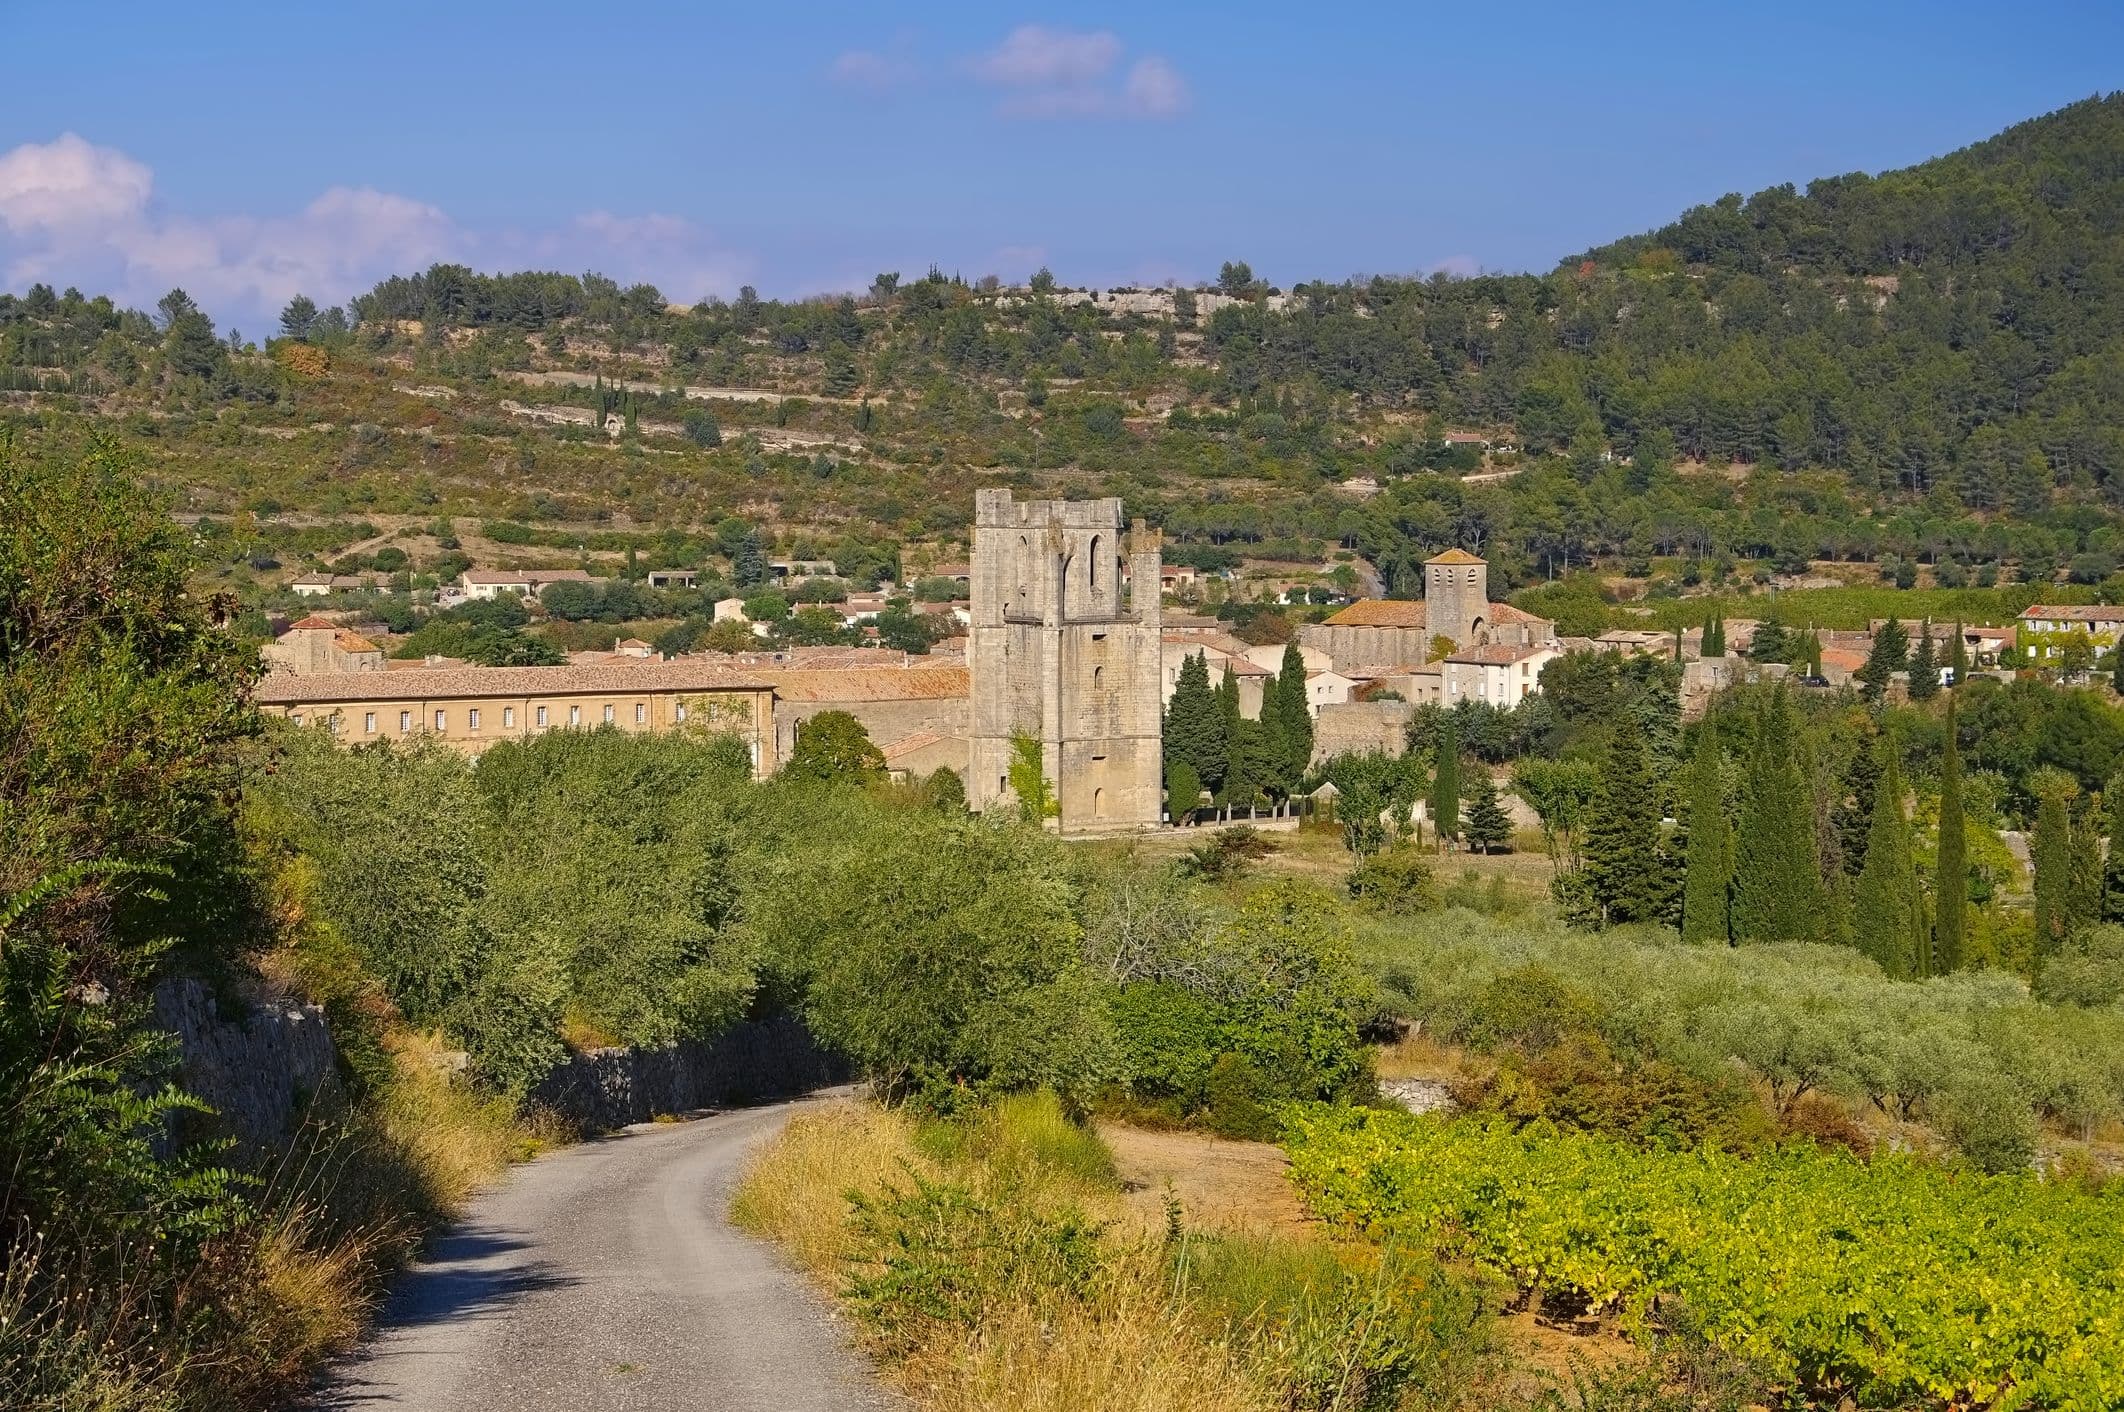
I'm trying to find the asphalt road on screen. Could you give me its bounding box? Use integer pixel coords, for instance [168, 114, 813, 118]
[309, 1096, 896, 1411]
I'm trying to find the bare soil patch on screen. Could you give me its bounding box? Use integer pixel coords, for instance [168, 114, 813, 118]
[1095, 1121, 1314, 1240]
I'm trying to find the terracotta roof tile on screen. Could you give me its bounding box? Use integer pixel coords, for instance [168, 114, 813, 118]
[1322, 600, 1428, 628]
[332, 631, 380, 653]
[287, 614, 339, 631]
[2020, 605, 2124, 622]
[747, 666, 969, 702]
[1426, 548, 1486, 565]
[259, 660, 766, 705]
[1447, 644, 1554, 665]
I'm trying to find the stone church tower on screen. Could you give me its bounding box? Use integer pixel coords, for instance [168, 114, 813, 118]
[968, 490, 1163, 832]
[1424, 548, 1489, 648]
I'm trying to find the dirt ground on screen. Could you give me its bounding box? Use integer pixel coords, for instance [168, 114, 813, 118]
[1095, 1121, 1315, 1240]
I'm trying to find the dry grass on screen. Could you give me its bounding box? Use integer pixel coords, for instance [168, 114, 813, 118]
[737, 1098, 1520, 1412]
[736, 1101, 1275, 1412]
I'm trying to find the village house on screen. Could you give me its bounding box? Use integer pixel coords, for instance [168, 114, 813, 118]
[460, 567, 597, 602]
[2016, 605, 2124, 659]
[291, 571, 393, 597]
[262, 615, 385, 675]
[1442, 643, 1559, 708]
[257, 660, 776, 773]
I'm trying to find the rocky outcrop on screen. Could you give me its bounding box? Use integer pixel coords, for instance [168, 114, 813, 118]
[529, 1012, 845, 1132]
[153, 977, 343, 1149]
[1379, 1077, 1455, 1116]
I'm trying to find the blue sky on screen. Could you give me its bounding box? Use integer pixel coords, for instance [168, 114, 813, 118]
[1, 0, 2118, 328]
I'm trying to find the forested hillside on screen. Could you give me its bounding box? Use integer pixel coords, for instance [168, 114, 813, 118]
[3, 96, 2123, 609]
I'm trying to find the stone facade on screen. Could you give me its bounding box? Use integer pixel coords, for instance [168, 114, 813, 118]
[968, 490, 1162, 833]
[256, 661, 777, 775]
[1298, 549, 1557, 674]
[1423, 549, 1489, 648]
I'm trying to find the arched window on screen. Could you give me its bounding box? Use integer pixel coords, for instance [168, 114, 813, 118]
[1094, 787, 1107, 818]
[1465, 568, 1478, 585]
[1089, 535, 1103, 589]
[1093, 664, 1104, 689]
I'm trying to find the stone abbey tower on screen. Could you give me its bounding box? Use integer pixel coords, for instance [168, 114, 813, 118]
[967, 490, 1163, 832]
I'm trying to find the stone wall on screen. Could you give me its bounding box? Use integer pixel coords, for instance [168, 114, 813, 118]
[528, 1012, 846, 1132]
[154, 978, 343, 1150]
[1312, 700, 1414, 763]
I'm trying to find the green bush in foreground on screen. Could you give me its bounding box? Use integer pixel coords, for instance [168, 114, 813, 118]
[1285, 1105, 2124, 1409]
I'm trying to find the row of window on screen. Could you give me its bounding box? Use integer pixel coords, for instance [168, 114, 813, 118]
[292, 700, 685, 735]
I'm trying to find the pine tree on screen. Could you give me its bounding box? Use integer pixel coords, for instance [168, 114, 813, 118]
[1831, 728, 1883, 877]
[1680, 720, 1733, 944]
[1907, 620, 1938, 700]
[1731, 690, 1827, 943]
[1857, 618, 1909, 703]
[1463, 771, 1512, 854]
[1851, 735, 1922, 978]
[2032, 781, 2075, 960]
[1583, 722, 1673, 925]
[1702, 610, 1725, 658]
[1430, 714, 1460, 849]
[1935, 694, 1968, 972]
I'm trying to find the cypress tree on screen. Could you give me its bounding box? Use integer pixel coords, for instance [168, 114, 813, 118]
[1430, 714, 1460, 849]
[2102, 766, 2124, 924]
[1935, 694, 1968, 972]
[1948, 620, 1969, 684]
[1831, 728, 1883, 877]
[2070, 794, 2104, 939]
[1583, 722, 1673, 925]
[1857, 618, 1909, 703]
[1731, 690, 1827, 942]
[1464, 770, 1512, 854]
[1851, 735, 1921, 978]
[1907, 620, 1939, 700]
[1680, 719, 1733, 945]
[1273, 640, 1314, 783]
[1702, 611, 1725, 658]
[2032, 781, 2075, 960]
[1162, 652, 1226, 791]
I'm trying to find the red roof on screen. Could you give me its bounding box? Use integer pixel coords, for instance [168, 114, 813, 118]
[286, 614, 339, 631]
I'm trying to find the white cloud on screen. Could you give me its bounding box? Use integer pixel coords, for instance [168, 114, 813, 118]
[967, 25, 1187, 120]
[1122, 58, 1190, 118]
[972, 25, 1121, 87]
[0, 132, 152, 233]
[0, 135, 752, 328]
[829, 48, 917, 91]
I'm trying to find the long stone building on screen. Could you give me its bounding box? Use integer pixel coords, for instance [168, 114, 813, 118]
[966, 489, 1163, 832]
[255, 661, 777, 775]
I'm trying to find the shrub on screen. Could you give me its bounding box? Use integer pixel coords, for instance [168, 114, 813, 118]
[1174, 1235, 1492, 1411]
[1346, 848, 1436, 911]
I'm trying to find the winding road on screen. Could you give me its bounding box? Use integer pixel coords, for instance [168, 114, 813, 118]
[310, 1096, 896, 1411]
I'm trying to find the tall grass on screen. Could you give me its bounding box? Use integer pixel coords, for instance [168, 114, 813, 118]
[735, 1094, 1506, 1412]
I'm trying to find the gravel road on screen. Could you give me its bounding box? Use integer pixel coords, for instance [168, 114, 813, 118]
[308, 1096, 895, 1410]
